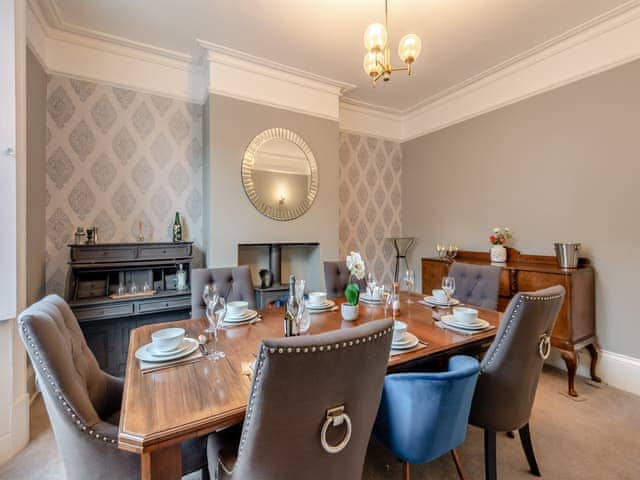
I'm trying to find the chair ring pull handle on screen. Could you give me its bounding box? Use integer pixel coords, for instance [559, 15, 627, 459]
[538, 334, 551, 360]
[320, 405, 352, 454]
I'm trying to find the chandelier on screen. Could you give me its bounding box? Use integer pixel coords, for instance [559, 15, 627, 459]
[363, 0, 422, 86]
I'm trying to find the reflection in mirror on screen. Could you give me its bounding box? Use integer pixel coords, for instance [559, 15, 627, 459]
[242, 129, 318, 221]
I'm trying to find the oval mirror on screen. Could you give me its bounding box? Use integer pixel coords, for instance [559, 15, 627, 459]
[242, 128, 318, 221]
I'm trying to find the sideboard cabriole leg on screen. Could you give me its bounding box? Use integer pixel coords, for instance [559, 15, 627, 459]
[586, 341, 602, 383]
[560, 350, 579, 397]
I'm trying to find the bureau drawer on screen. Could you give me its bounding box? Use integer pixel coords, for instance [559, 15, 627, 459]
[74, 303, 134, 322]
[72, 246, 137, 263]
[135, 297, 191, 314]
[138, 244, 191, 260]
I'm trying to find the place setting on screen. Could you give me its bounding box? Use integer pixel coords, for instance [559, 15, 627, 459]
[360, 273, 385, 305]
[420, 276, 461, 308]
[305, 291, 337, 313]
[436, 307, 495, 335]
[135, 327, 203, 373]
[390, 320, 426, 356]
[222, 300, 261, 326]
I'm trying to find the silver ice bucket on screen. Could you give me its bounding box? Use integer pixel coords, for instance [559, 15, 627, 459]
[554, 242, 581, 269]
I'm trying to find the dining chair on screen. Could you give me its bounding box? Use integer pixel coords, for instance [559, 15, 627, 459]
[206, 317, 394, 479]
[191, 266, 256, 318]
[449, 262, 501, 309]
[18, 294, 208, 480]
[373, 355, 481, 480]
[323, 261, 366, 299]
[470, 286, 565, 480]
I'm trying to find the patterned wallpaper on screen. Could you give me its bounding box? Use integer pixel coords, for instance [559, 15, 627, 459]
[45, 75, 204, 295]
[338, 132, 402, 286]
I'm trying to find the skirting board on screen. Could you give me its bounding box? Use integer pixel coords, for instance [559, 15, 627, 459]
[547, 349, 640, 397]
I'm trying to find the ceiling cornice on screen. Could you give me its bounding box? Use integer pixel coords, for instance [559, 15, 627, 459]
[27, 0, 640, 140]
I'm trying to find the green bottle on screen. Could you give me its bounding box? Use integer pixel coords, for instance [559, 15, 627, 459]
[172, 212, 182, 242]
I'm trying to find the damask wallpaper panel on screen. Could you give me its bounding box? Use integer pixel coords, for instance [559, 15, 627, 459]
[45, 75, 204, 295]
[338, 132, 402, 286]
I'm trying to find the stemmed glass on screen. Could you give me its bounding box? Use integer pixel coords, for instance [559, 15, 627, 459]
[202, 284, 219, 333]
[404, 269, 415, 304]
[205, 297, 226, 360]
[295, 279, 310, 334]
[442, 276, 456, 301]
[381, 285, 392, 319]
[367, 273, 377, 297]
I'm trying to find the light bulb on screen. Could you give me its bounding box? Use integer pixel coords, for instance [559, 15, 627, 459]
[363, 52, 382, 77]
[398, 33, 422, 64]
[363, 22, 388, 52]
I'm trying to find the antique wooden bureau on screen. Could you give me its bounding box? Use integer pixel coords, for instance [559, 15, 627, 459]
[421, 248, 600, 397]
[65, 242, 194, 376]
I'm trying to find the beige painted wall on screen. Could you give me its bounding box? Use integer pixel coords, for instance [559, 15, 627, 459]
[204, 94, 339, 290]
[402, 59, 640, 359]
[26, 47, 47, 305]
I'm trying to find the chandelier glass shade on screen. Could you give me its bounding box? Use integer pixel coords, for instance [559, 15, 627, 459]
[363, 0, 422, 85]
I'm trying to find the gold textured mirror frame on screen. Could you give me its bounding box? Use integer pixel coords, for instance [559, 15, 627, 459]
[241, 128, 319, 221]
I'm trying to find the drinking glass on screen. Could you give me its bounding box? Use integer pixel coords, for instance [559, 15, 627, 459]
[367, 273, 377, 297]
[202, 283, 216, 306]
[381, 285, 392, 319]
[117, 283, 126, 296]
[205, 297, 226, 360]
[142, 281, 151, 292]
[404, 269, 415, 304]
[442, 276, 456, 300]
[129, 282, 138, 294]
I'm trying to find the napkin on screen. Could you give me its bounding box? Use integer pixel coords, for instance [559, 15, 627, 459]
[139, 349, 203, 373]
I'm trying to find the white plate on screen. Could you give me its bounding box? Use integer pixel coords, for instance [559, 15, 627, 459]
[441, 317, 490, 331]
[147, 338, 193, 357]
[136, 337, 199, 363]
[224, 309, 258, 322]
[391, 333, 419, 350]
[423, 296, 460, 306]
[361, 294, 382, 303]
[306, 300, 335, 310]
[392, 334, 414, 347]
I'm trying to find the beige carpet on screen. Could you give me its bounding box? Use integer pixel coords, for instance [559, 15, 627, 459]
[1, 366, 639, 479]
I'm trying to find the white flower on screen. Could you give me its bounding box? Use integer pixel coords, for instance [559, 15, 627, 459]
[346, 252, 366, 280]
[493, 227, 500, 233]
[504, 227, 511, 232]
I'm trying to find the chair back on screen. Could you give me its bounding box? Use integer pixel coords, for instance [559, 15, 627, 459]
[18, 295, 138, 479]
[374, 355, 480, 464]
[449, 262, 501, 309]
[229, 318, 393, 480]
[470, 286, 565, 431]
[323, 261, 365, 299]
[191, 266, 256, 318]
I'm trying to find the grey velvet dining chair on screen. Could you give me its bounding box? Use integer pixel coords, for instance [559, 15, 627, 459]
[191, 266, 257, 318]
[449, 262, 501, 309]
[18, 294, 208, 480]
[470, 286, 565, 480]
[206, 317, 394, 480]
[323, 260, 366, 299]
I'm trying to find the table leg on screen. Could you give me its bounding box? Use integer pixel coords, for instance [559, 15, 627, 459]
[586, 341, 602, 383]
[141, 444, 182, 480]
[560, 350, 578, 397]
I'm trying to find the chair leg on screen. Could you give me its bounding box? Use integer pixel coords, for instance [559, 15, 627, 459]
[403, 461, 411, 480]
[484, 429, 497, 480]
[451, 449, 468, 480]
[201, 466, 211, 480]
[518, 423, 541, 476]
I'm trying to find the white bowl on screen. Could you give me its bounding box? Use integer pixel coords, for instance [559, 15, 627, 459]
[453, 307, 479, 325]
[227, 301, 248, 317]
[432, 289, 448, 303]
[151, 327, 185, 352]
[308, 292, 327, 306]
[393, 321, 408, 342]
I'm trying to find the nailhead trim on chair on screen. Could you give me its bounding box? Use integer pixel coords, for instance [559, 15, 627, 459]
[222, 325, 393, 477]
[19, 318, 118, 445]
[483, 293, 564, 369]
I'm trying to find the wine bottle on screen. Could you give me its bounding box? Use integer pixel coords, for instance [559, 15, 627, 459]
[284, 275, 299, 337]
[172, 212, 182, 242]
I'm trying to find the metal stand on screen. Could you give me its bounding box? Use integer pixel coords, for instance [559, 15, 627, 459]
[386, 237, 415, 282]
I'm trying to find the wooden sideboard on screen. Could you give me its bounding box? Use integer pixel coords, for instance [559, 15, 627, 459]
[65, 242, 194, 376]
[422, 248, 600, 397]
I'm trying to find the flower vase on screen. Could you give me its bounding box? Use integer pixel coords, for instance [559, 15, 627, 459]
[341, 303, 359, 321]
[490, 245, 507, 263]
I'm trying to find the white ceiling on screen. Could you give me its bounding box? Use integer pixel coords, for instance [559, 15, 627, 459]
[44, 0, 631, 111]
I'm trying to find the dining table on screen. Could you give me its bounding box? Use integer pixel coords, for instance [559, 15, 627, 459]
[118, 293, 502, 480]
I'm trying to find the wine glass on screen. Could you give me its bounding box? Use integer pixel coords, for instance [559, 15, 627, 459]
[129, 282, 138, 294]
[404, 269, 415, 304]
[205, 297, 226, 360]
[202, 283, 216, 306]
[367, 272, 377, 297]
[381, 285, 392, 319]
[442, 276, 456, 301]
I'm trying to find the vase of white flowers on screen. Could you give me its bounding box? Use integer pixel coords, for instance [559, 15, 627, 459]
[342, 252, 365, 321]
[489, 227, 512, 263]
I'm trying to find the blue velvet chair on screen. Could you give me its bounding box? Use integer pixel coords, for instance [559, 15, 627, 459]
[373, 355, 481, 479]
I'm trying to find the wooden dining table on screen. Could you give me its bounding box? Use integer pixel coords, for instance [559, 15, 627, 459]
[118, 293, 502, 480]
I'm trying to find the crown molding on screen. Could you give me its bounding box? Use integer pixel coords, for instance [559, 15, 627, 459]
[198, 40, 351, 121]
[338, 99, 404, 142]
